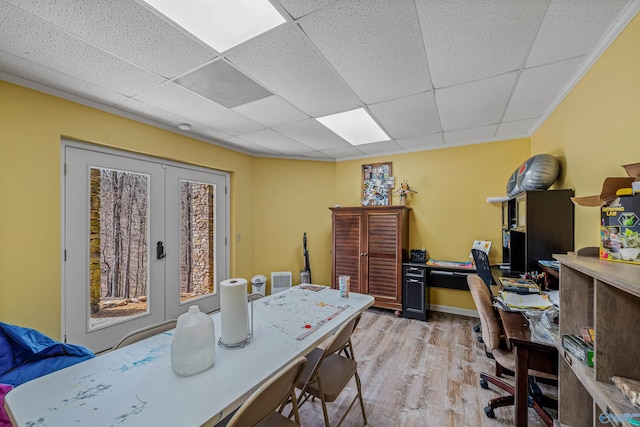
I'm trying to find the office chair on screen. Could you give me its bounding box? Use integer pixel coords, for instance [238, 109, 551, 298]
[226, 356, 307, 427]
[111, 319, 177, 350]
[294, 313, 367, 427]
[468, 275, 557, 426]
[471, 248, 493, 341]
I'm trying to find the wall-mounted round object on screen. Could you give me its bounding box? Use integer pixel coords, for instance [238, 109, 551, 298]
[507, 154, 560, 198]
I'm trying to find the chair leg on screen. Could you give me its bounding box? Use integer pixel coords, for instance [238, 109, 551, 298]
[480, 372, 516, 395]
[319, 393, 330, 427]
[354, 372, 368, 425]
[530, 400, 554, 427]
[480, 372, 557, 426]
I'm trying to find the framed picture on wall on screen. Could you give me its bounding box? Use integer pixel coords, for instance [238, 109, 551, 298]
[361, 162, 393, 206]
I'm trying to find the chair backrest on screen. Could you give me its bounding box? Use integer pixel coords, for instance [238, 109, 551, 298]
[111, 319, 177, 350]
[226, 356, 307, 427]
[323, 313, 362, 357]
[471, 248, 493, 296]
[468, 275, 502, 352]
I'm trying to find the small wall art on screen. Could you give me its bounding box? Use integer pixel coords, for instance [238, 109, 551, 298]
[361, 162, 393, 206]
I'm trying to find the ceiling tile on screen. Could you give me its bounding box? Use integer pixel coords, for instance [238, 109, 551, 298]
[300, 0, 431, 104]
[416, 0, 549, 88]
[277, 0, 337, 19]
[237, 128, 316, 155]
[216, 136, 281, 155]
[175, 60, 272, 108]
[133, 82, 265, 135]
[354, 140, 402, 155]
[0, 51, 127, 106]
[232, 96, 309, 127]
[3, 0, 216, 79]
[436, 73, 518, 131]
[190, 127, 233, 142]
[326, 147, 367, 159]
[118, 97, 198, 127]
[526, 0, 630, 67]
[504, 56, 585, 122]
[369, 92, 441, 139]
[396, 133, 444, 150]
[496, 119, 539, 138]
[0, 2, 165, 97]
[273, 119, 351, 150]
[444, 125, 498, 145]
[226, 24, 361, 117]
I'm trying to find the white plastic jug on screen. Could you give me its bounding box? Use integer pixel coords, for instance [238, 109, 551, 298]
[170, 305, 216, 376]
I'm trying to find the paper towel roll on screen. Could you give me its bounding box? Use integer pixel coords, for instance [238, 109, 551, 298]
[220, 278, 249, 345]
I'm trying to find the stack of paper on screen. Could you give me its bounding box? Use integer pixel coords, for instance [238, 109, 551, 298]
[499, 291, 553, 310]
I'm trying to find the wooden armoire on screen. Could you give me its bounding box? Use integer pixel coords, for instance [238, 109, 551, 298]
[330, 206, 410, 311]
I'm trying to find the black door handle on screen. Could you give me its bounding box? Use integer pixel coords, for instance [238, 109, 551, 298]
[157, 241, 166, 260]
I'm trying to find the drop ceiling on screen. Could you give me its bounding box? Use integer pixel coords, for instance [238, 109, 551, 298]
[1, 0, 638, 161]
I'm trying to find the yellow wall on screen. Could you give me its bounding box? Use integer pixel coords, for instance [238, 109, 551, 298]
[532, 13, 640, 250]
[335, 139, 530, 309]
[251, 158, 336, 292]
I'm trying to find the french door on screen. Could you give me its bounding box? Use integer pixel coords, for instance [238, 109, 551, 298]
[63, 142, 229, 352]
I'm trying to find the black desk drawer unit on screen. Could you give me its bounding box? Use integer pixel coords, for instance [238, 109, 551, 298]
[427, 268, 472, 290]
[402, 264, 430, 321]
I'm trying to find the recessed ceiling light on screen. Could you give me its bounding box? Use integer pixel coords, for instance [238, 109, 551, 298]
[178, 123, 191, 131]
[141, 0, 286, 53]
[316, 108, 390, 146]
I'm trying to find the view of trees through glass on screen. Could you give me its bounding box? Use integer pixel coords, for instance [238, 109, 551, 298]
[90, 168, 150, 326]
[88, 169, 216, 328]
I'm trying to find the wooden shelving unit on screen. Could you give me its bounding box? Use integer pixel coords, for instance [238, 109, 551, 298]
[555, 254, 640, 426]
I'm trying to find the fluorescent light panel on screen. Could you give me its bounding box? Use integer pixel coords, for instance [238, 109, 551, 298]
[316, 108, 390, 145]
[142, 0, 286, 53]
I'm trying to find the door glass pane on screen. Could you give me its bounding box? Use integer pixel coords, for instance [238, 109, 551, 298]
[90, 167, 150, 330]
[180, 180, 216, 303]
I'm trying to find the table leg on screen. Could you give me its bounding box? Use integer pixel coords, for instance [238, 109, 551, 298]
[515, 346, 530, 427]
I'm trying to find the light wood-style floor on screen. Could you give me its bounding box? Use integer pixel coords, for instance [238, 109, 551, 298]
[296, 308, 557, 426]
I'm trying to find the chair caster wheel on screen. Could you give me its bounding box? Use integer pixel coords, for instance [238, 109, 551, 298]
[484, 406, 495, 418]
[477, 336, 484, 343]
[480, 379, 489, 389]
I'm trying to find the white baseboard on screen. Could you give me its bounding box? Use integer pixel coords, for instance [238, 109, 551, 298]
[430, 304, 478, 319]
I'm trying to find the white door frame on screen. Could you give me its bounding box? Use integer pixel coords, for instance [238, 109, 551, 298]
[61, 139, 230, 351]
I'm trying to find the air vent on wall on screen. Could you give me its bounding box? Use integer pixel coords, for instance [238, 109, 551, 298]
[270, 272, 292, 294]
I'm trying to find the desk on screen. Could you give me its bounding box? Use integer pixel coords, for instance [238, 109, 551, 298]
[5, 287, 374, 426]
[499, 311, 558, 427]
[537, 262, 559, 290]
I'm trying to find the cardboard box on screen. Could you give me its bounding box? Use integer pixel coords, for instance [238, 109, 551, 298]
[601, 194, 640, 264]
[571, 163, 640, 207]
[571, 163, 640, 265]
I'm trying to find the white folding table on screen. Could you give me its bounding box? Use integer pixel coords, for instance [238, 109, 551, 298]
[5, 286, 374, 426]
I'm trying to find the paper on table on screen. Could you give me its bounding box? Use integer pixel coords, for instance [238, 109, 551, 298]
[499, 291, 553, 310]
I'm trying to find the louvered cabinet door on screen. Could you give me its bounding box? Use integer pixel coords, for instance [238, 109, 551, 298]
[365, 210, 402, 310]
[331, 206, 409, 311]
[331, 210, 364, 294]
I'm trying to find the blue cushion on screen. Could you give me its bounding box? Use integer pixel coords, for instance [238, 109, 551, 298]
[0, 322, 94, 387]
